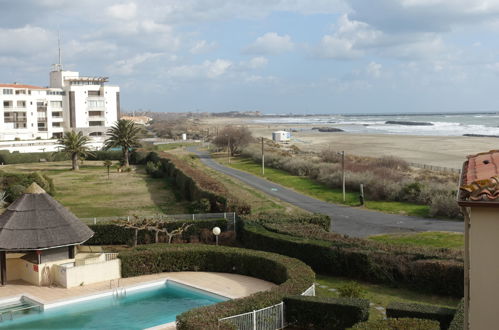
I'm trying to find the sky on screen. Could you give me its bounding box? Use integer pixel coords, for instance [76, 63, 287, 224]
[1, 0, 499, 114]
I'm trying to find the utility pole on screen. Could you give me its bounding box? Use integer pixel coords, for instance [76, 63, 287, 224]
[261, 137, 265, 175]
[341, 151, 345, 202]
[227, 135, 231, 164]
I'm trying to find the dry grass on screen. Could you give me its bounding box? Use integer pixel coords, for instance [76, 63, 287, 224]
[1, 161, 190, 218]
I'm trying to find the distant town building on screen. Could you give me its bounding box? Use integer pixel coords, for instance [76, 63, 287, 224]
[272, 130, 291, 142]
[0, 65, 120, 141]
[120, 115, 152, 125]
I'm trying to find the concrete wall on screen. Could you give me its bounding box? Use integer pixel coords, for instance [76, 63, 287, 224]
[54, 259, 121, 288]
[469, 207, 499, 330]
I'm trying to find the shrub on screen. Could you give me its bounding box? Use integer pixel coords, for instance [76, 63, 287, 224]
[0, 150, 69, 164]
[284, 296, 369, 330]
[241, 212, 330, 231]
[0, 170, 55, 202]
[448, 299, 464, 330]
[338, 281, 366, 298]
[117, 244, 315, 330]
[350, 318, 440, 330]
[240, 221, 463, 297]
[429, 192, 461, 218]
[86, 150, 122, 161]
[386, 302, 456, 330]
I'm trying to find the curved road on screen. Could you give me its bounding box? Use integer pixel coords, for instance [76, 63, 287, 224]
[190, 148, 464, 237]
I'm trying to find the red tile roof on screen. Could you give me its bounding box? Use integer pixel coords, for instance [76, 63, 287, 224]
[460, 150, 499, 202]
[0, 83, 46, 90]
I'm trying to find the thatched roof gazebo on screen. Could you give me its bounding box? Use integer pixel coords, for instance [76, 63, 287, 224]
[0, 183, 94, 285]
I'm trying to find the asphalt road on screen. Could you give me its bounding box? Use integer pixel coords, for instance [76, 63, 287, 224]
[190, 148, 464, 237]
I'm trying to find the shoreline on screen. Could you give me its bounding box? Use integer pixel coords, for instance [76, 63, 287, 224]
[201, 117, 499, 169]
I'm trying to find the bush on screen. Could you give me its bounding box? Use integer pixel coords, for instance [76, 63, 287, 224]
[85, 219, 228, 245]
[240, 221, 463, 297]
[350, 318, 440, 329]
[0, 170, 55, 202]
[117, 244, 315, 330]
[285, 295, 369, 329]
[338, 281, 366, 298]
[0, 150, 69, 164]
[241, 212, 330, 231]
[448, 299, 464, 330]
[86, 150, 122, 161]
[386, 302, 456, 330]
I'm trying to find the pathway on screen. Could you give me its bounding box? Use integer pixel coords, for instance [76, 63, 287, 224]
[189, 148, 464, 237]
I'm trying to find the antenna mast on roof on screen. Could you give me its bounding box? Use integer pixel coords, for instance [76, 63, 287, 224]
[52, 29, 63, 72]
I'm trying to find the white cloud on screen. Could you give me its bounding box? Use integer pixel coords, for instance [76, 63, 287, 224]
[244, 32, 294, 55]
[107, 2, 137, 20]
[247, 56, 268, 69]
[0, 25, 54, 56]
[108, 52, 163, 75]
[190, 40, 217, 54]
[315, 14, 448, 61]
[167, 59, 233, 80]
[366, 62, 382, 77]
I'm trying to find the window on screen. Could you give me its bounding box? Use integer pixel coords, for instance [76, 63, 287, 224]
[52, 122, 62, 127]
[89, 111, 103, 117]
[2, 89, 13, 95]
[89, 121, 104, 127]
[3, 101, 13, 108]
[87, 100, 105, 108]
[50, 101, 62, 108]
[52, 111, 62, 118]
[15, 89, 26, 95]
[88, 90, 101, 96]
[47, 91, 65, 96]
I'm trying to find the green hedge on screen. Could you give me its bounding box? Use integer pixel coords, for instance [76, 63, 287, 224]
[241, 212, 330, 231]
[144, 152, 250, 214]
[0, 150, 69, 164]
[240, 221, 463, 297]
[284, 295, 369, 330]
[85, 219, 227, 245]
[117, 244, 315, 329]
[448, 299, 464, 330]
[350, 318, 440, 329]
[386, 302, 456, 330]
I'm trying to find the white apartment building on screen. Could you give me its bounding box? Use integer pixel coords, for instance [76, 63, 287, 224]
[0, 67, 120, 142]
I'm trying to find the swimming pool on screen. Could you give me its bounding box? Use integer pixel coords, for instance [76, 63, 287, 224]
[0, 280, 227, 329]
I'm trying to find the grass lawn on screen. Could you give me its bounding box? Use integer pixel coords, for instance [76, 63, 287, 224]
[315, 274, 460, 321]
[368, 231, 464, 249]
[216, 156, 431, 217]
[2, 161, 190, 218]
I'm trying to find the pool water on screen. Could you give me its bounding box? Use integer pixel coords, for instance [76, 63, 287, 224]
[0, 281, 227, 329]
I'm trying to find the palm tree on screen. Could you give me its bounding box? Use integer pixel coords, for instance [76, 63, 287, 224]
[104, 119, 141, 167]
[57, 131, 93, 170]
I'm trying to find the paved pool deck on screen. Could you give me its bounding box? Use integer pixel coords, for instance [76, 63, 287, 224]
[0, 271, 276, 304]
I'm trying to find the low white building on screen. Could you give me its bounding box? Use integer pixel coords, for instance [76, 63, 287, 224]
[272, 130, 291, 142]
[0, 65, 120, 145]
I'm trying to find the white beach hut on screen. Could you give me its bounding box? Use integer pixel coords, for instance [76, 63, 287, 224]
[272, 131, 291, 142]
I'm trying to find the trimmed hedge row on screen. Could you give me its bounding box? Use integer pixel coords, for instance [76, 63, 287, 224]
[85, 219, 227, 245]
[448, 299, 464, 330]
[284, 295, 369, 330]
[0, 150, 68, 164]
[242, 212, 330, 231]
[386, 302, 456, 330]
[240, 221, 463, 297]
[350, 318, 440, 329]
[117, 244, 315, 330]
[148, 151, 250, 214]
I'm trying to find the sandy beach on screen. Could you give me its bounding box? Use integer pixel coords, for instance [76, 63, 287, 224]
[202, 117, 499, 169]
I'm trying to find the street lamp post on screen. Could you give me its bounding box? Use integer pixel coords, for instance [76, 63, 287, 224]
[212, 227, 221, 246]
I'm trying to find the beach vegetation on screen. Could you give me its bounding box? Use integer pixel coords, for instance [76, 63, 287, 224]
[237, 145, 461, 219]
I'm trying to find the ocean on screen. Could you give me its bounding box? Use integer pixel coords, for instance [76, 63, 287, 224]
[252, 113, 499, 137]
